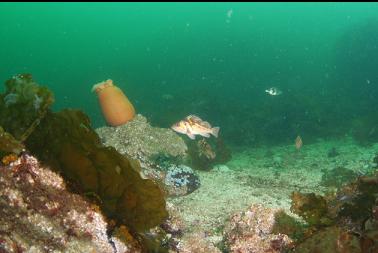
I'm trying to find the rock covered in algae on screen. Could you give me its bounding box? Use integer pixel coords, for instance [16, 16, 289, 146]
[187, 137, 232, 171]
[164, 164, 200, 196]
[96, 114, 194, 197]
[0, 74, 169, 250]
[223, 204, 293, 253]
[294, 226, 361, 253]
[287, 167, 378, 252]
[290, 191, 333, 227]
[0, 154, 140, 253]
[174, 233, 222, 253]
[96, 114, 188, 169]
[158, 203, 222, 253]
[26, 109, 168, 233]
[0, 126, 24, 155]
[336, 175, 378, 224]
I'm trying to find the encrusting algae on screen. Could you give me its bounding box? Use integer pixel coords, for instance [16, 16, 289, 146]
[0, 153, 136, 252]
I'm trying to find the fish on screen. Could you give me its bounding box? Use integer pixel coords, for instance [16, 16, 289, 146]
[171, 115, 220, 140]
[197, 139, 216, 160]
[295, 135, 303, 150]
[265, 87, 282, 96]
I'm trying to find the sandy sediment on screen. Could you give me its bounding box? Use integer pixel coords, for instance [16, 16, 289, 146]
[169, 137, 378, 246]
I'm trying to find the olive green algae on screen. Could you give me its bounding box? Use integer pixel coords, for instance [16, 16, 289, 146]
[0, 74, 168, 236]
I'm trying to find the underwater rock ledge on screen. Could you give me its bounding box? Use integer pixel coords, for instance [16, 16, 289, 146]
[96, 114, 188, 169]
[0, 74, 169, 251]
[0, 153, 140, 253]
[96, 114, 198, 196]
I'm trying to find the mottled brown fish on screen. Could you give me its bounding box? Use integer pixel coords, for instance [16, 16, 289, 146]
[171, 115, 220, 140]
[295, 135, 303, 150]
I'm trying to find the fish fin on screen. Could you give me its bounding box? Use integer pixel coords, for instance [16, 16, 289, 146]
[199, 132, 211, 138]
[201, 121, 212, 128]
[187, 133, 196, 140]
[187, 115, 202, 123]
[211, 127, 220, 138]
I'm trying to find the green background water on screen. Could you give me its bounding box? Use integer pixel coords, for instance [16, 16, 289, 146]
[1, 2, 378, 146]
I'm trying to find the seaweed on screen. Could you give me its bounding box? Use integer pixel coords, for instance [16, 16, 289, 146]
[337, 175, 378, 223]
[292, 226, 361, 253]
[0, 74, 168, 235]
[272, 210, 307, 242]
[289, 171, 378, 251]
[0, 126, 24, 155]
[290, 191, 333, 227]
[26, 109, 168, 232]
[0, 73, 52, 157]
[0, 74, 53, 142]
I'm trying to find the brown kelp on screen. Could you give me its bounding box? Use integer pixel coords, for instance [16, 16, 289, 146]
[0, 126, 24, 155]
[0, 74, 168, 237]
[0, 74, 54, 142]
[287, 167, 378, 252]
[0, 74, 53, 156]
[26, 109, 168, 232]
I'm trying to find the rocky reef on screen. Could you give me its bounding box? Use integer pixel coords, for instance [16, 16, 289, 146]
[2, 73, 378, 253]
[217, 152, 378, 253]
[0, 74, 169, 251]
[96, 114, 202, 197]
[0, 153, 138, 252]
[187, 137, 232, 171]
[161, 203, 222, 253]
[163, 164, 200, 196]
[26, 109, 168, 233]
[286, 169, 378, 252]
[96, 114, 188, 167]
[95, 114, 232, 195]
[223, 204, 293, 253]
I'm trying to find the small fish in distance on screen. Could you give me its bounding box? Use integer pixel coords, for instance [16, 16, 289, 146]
[265, 87, 282, 96]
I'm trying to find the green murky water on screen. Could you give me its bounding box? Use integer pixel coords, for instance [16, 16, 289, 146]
[1, 2, 378, 146]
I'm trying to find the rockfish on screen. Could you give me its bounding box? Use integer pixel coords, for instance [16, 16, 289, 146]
[171, 115, 220, 140]
[295, 135, 303, 150]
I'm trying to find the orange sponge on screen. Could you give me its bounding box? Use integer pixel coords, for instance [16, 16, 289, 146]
[92, 79, 135, 126]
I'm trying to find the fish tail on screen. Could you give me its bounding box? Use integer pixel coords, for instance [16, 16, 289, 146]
[211, 127, 220, 138]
